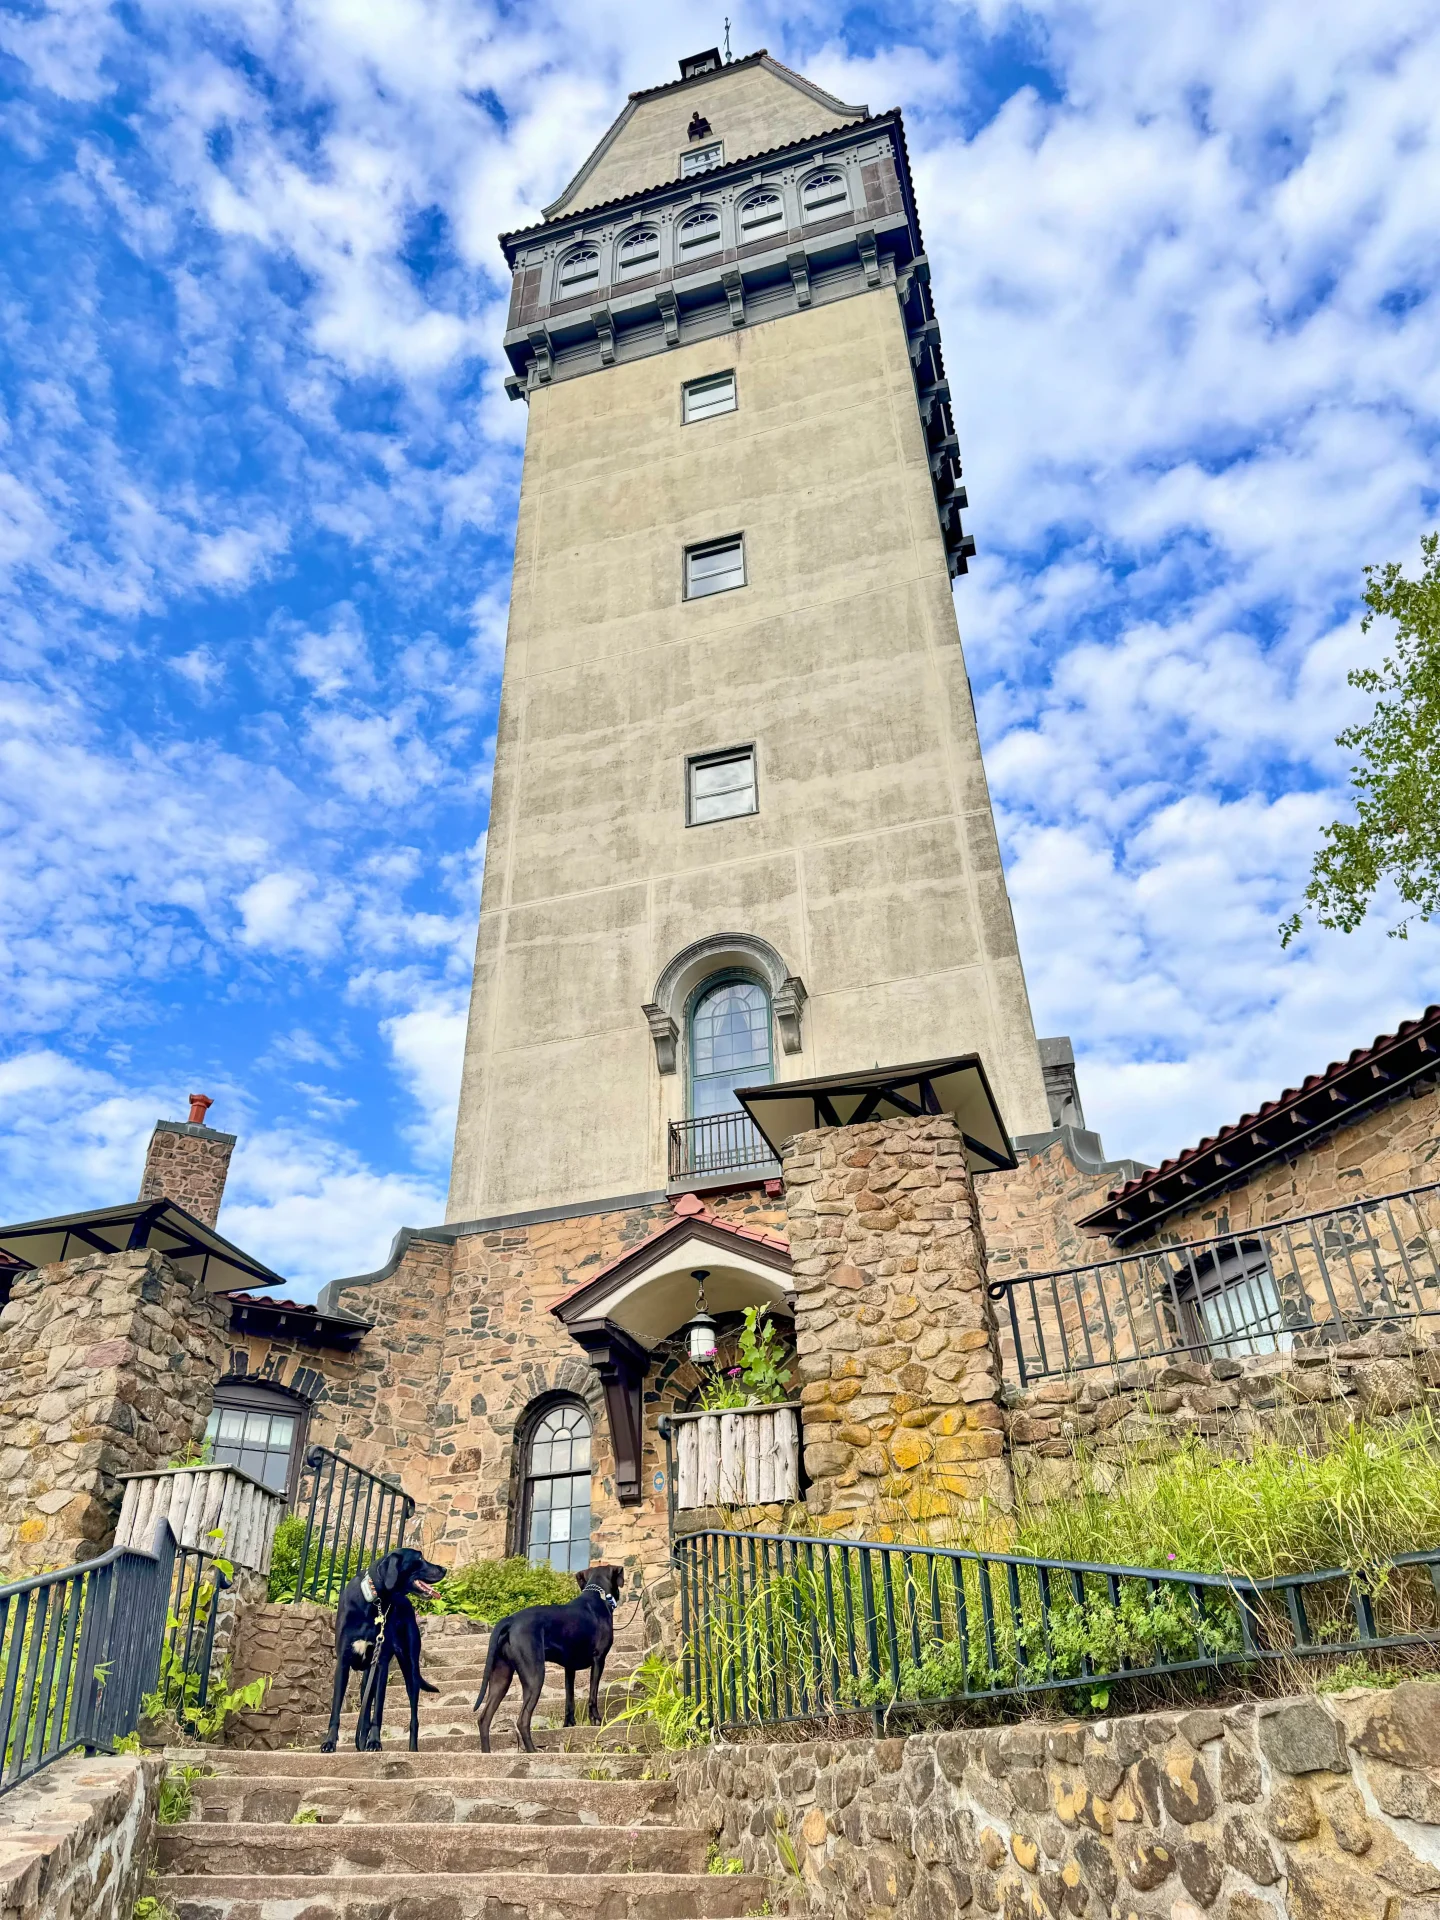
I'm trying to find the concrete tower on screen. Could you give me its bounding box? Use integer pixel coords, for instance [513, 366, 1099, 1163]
[448, 48, 1051, 1222]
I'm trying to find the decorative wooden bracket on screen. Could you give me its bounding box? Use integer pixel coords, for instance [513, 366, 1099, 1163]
[565, 1318, 648, 1505]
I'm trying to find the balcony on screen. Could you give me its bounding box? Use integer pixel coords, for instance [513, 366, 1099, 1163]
[668, 1112, 781, 1194]
[987, 1180, 1440, 1386]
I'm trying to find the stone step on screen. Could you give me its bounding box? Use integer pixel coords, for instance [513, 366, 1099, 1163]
[331, 1680, 640, 1720]
[154, 1870, 770, 1920]
[166, 1748, 665, 1782]
[157, 1820, 708, 1878]
[416, 1659, 644, 1689]
[191, 1774, 676, 1826]
[293, 1720, 658, 1752]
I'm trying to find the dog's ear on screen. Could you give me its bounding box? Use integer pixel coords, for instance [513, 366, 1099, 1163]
[575, 1572, 587, 1592]
[372, 1552, 403, 1596]
[610, 1566, 624, 1598]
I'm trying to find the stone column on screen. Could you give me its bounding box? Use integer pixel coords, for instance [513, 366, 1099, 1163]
[0, 1247, 228, 1573]
[782, 1112, 1010, 1538]
[137, 1098, 236, 1228]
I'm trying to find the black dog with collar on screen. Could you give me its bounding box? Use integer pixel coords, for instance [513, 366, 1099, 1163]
[474, 1564, 624, 1753]
[320, 1546, 447, 1753]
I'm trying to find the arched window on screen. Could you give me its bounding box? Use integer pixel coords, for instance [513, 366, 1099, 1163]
[689, 973, 773, 1119]
[677, 207, 721, 256]
[521, 1399, 592, 1573]
[205, 1377, 309, 1498]
[738, 191, 784, 239]
[801, 170, 849, 219]
[617, 226, 660, 276]
[557, 245, 600, 294]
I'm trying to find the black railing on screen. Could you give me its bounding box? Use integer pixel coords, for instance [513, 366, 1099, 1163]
[989, 1181, 1440, 1385]
[669, 1112, 780, 1184]
[285, 1445, 414, 1605]
[677, 1525, 1440, 1731]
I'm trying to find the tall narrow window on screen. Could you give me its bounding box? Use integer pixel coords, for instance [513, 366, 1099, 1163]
[688, 746, 756, 824]
[522, 1400, 592, 1573]
[690, 975, 773, 1119]
[683, 371, 737, 423]
[685, 536, 745, 598]
[680, 141, 723, 178]
[801, 169, 849, 218]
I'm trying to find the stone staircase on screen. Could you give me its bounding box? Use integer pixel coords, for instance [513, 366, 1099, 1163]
[154, 1613, 770, 1919]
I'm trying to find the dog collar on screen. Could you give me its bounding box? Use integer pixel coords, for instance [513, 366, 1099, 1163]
[360, 1573, 377, 1604]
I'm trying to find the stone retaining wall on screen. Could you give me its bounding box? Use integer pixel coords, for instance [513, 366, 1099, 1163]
[675, 1680, 1440, 1920]
[225, 1597, 336, 1748]
[0, 1753, 161, 1920]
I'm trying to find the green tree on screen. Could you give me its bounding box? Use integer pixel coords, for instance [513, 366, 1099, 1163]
[1282, 531, 1440, 945]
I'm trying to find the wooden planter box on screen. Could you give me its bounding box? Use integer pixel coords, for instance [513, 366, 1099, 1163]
[671, 1404, 801, 1510]
[115, 1465, 284, 1574]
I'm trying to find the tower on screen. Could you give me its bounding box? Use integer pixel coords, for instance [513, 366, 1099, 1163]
[448, 48, 1051, 1222]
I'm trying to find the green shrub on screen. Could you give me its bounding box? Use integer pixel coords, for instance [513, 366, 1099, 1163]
[265, 1513, 366, 1604]
[424, 1556, 578, 1624]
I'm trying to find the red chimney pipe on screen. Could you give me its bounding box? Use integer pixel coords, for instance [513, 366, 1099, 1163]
[187, 1094, 214, 1126]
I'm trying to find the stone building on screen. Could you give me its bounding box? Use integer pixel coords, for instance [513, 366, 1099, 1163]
[6, 50, 1440, 1620]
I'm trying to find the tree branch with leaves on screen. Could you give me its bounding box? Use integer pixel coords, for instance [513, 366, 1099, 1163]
[1282, 531, 1440, 945]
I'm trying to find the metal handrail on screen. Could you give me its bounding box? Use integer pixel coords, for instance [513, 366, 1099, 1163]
[988, 1178, 1440, 1384]
[668, 1112, 780, 1183]
[677, 1523, 1440, 1732]
[285, 1445, 414, 1605]
[0, 1522, 183, 1796]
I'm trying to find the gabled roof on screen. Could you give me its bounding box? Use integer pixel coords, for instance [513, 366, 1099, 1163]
[541, 49, 867, 223]
[1078, 1003, 1440, 1244]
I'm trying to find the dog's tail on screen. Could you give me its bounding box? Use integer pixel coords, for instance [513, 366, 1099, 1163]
[473, 1619, 507, 1712]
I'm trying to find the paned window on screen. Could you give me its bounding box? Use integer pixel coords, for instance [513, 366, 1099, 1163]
[690, 975, 773, 1119]
[522, 1401, 592, 1574]
[801, 170, 849, 218]
[617, 227, 660, 276]
[557, 245, 600, 293]
[738, 190, 784, 238]
[685, 536, 745, 598]
[683, 370, 737, 423]
[688, 746, 756, 825]
[680, 141, 723, 178]
[1176, 1242, 1290, 1360]
[205, 1400, 298, 1495]
[677, 207, 722, 254]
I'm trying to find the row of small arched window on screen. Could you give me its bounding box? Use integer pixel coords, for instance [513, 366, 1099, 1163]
[555, 170, 851, 296]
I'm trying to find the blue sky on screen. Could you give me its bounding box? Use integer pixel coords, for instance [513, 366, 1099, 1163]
[1, 0, 1437, 1296]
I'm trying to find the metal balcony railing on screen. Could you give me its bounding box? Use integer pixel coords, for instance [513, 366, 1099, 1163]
[988, 1180, 1440, 1386]
[668, 1112, 780, 1185]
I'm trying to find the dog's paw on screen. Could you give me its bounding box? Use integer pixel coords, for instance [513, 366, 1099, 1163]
[362, 1735, 382, 1752]
[319, 1737, 337, 1753]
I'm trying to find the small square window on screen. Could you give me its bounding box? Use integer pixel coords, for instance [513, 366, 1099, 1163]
[688, 747, 757, 825]
[685, 536, 745, 599]
[680, 140, 724, 178]
[683, 371, 737, 423]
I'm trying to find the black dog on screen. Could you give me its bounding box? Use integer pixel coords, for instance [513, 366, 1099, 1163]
[474, 1564, 624, 1752]
[320, 1546, 447, 1753]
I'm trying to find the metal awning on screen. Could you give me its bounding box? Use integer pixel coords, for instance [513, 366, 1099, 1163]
[737, 1054, 1017, 1174]
[0, 1199, 287, 1296]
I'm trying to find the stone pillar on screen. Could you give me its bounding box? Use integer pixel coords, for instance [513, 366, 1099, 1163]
[138, 1096, 236, 1228]
[782, 1112, 1010, 1539]
[0, 1247, 228, 1573]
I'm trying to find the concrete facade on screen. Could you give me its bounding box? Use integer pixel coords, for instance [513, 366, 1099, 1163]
[450, 275, 1051, 1221]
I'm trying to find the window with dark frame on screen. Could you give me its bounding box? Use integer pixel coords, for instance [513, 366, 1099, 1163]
[521, 1400, 592, 1574]
[688, 745, 757, 825]
[1173, 1240, 1290, 1360]
[682, 370, 737, 423]
[684, 535, 745, 598]
[204, 1379, 308, 1497]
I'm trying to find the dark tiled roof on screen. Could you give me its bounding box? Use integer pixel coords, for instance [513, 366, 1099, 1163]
[1078, 1004, 1440, 1243]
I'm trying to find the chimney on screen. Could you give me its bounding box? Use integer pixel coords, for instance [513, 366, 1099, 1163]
[138, 1095, 237, 1229]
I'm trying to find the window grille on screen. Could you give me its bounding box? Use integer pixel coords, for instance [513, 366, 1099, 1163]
[685, 536, 745, 598]
[690, 975, 773, 1119]
[557, 245, 600, 292]
[522, 1401, 592, 1574]
[677, 206, 722, 253]
[683, 370, 737, 423]
[738, 190, 784, 237]
[617, 227, 659, 275]
[688, 746, 757, 824]
[801, 169, 849, 218]
[680, 141, 723, 178]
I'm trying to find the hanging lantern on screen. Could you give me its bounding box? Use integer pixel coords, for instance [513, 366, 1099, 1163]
[684, 1269, 718, 1364]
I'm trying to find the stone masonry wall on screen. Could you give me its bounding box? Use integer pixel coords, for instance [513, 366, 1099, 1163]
[0, 1752, 161, 1920]
[137, 1119, 236, 1229]
[675, 1680, 1440, 1920]
[225, 1597, 336, 1749]
[0, 1248, 228, 1575]
[784, 1114, 1009, 1538]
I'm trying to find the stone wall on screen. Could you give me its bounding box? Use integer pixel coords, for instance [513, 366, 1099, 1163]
[0, 1248, 228, 1574]
[0, 1753, 161, 1920]
[675, 1680, 1440, 1920]
[785, 1113, 1009, 1537]
[225, 1597, 336, 1748]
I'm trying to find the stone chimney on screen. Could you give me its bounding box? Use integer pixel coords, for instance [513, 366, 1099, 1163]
[137, 1094, 237, 1228]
